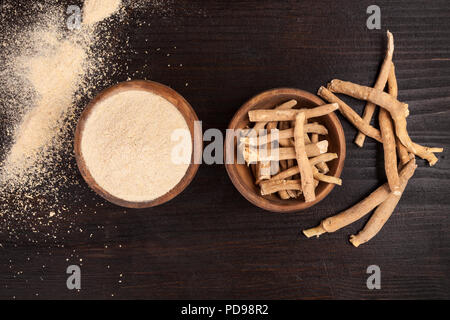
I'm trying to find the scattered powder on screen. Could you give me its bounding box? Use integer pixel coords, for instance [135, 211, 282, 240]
[4, 39, 88, 179]
[0, 0, 181, 246]
[0, 0, 125, 243]
[83, 0, 123, 25]
[1, 1, 123, 186]
[0, 0, 184, 294]
[80, 90, 191, 202]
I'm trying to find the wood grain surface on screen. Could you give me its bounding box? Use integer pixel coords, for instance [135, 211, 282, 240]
[0, 0, 449, 299]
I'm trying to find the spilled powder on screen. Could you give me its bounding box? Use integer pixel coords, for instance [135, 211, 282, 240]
[80, 90, 191, 202]
[3, 0, 125, 179]
[5, 40, 88, 179]
[83, 0, 123, 25]
[1, 1, 123, 187]
[0, 0, 124, 243]
[0, 0, 179, 245]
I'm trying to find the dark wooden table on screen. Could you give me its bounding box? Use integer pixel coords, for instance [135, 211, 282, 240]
[1, 0, 449, 299]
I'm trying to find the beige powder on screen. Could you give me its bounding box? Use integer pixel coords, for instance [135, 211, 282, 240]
[0, 1, 176, 243]
[0, 1, 124, 241]
[80, 90, 192, 202]
[5, 40, 88, 176]
[83, 0, 122, 25]
[0, 1, 123, 186]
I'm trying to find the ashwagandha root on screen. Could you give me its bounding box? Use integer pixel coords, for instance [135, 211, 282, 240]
[286, 159, 299, 198]
[304, 31, 443, 246]
[318, 86, 383, 142]
[248, 103, 339, 122]
[310, 133, 330, 173]
[278, 159, 292, 199]
[313, 152, 332, 174]
[349, 160, 418, 247]
[327, 79, 415, 153]
[260, 179, 320, 196]
[243, 141, 328, 163]
[411, 143, 442, 166]
[312, 166, 342, 186]
[318, 86, 442, 165]
[303, 158, 416, 238]
[278, 121, 293, 148]
[294, 112, 315, 202]
[278, 121, 297, 199]
[387, 62, 411, 165]
[255, 121, 278, 184]
[355, 31, 394, 147]
[307, 123, 329, 135]
[245, 98, 342, 201]
[397, 139, 413, 165]
[426, 147, 444, 153]
[389, 65, 444, 164]
[269, 153, 338, 181]
[260, 179, 302, 196]
[315, 160, 330, 174]
[379, 107, 401, 194]
[327, 80, 409, 118]
[253, 99, 297, 131]
[258, 123, 278, 183]
[269, 121, 286, 196]
[255, 161, 270, 184]
[240, 123, 328, 147]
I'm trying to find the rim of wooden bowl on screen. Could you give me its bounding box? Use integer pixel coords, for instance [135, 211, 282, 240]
[224, 88, 346, 213]
[74, 80, 202, 209]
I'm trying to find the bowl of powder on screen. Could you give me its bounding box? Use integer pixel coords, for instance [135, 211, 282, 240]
[74, 80, 202, 208]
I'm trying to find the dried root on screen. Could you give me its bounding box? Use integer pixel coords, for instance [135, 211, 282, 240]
[248, 103, 339, 122]
[355, 31, 394, 147]
[349, 160, 417, 247]
[303, 158, 416, 238]
[245, 98, 341, 201]
[294, 112, 315, 202]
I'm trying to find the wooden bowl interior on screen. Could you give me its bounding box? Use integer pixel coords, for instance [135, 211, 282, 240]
[225, 88, 346, 212]
[74, 80, 202, 209]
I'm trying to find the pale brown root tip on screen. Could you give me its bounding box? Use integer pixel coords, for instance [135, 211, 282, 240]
[386, 30, 394, 57]
[317, 140, 329, 154]
[354, 138, 364, 148]
[327, 80, 339, 91]
[317, 86, 324, 95]
[303, 225, 326, 238]
[349, 235, 361, 248]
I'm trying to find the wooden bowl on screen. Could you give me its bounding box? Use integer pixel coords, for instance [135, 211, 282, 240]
[74, 80, 202, 209]
[224, 88, 346, 213]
